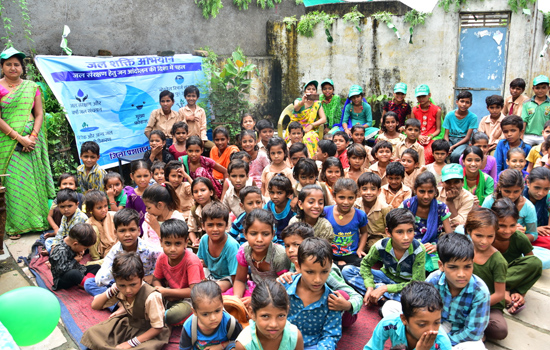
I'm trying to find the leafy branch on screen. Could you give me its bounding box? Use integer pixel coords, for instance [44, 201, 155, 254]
[257, 0, 281, 9]
[507, 0, 536, 13]
[284, 11, 338, 42]
[233, 0, 251, 10]
[195, 0, 223, 19]
[342, 6, 364, 32]
[544, 11, 550, 36]
[438, 0, 469, 12]
[372, 11, 400, 40]
[404, 10, 430, 44]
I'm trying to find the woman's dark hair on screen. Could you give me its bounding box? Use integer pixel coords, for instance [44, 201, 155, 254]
[320, 156, 344, 182]
[527, 166, 550, 184]
[142, 183, 180, 211]
[159, 89, 174, 102]
[191, 280, 222, 309]
[58, 173, 77, 187]
[250, 279, 290, 313]
[104, 171, 124, 186]
[84, 190, 107, 215]
[471, 132, 489, 145]
[386, 208, 415, 233]
[150, 129, 167, 141]
[186, 135, 204, 150]
[414, 171, 438, 195]
[437, 232, 474, 264]
[333, 178, 358, 196]
[401, 281, 443, 319]
[57, 188, 79, 204]
[171, 121, 188, 136]
[213, 126, 229, 139]
[297, 237, 333, 267]
[202, 201, 230, 224]
[184, 85, 200, 98]
[289, 142, 309, 158]
[268, 175, 293, 196]
[506, 147, 526, 160]
[228, 159, 250, 175]
[402, 148, 419, 164]
[495, 169, 524, 201]
[113, 208, 140, 229]
[371, 140, 393, 159]
[112, 252, 145, 280]
[346, 143, 367, 159]
[464, 207, 498, 236]
[266, 136, 288, 161]
[243, 209, 275, 235]
[68, 223, 97, 247]
[293, 158, 319, 181]
[296, 184, 326, 220]
[240, 130, 259, 151]
[1, 55, 25, 75]
[280, 222, 314, 241]
[130, 159, 151, 174]
[160, 218, 189, 240]
[491, 197, 520, 221]
[191, 177, 219, 202]
[462, 146, 484, 164]
[381, 111, 398, 133]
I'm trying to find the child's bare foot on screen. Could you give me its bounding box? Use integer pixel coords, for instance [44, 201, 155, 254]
[507, 292, 526, 315]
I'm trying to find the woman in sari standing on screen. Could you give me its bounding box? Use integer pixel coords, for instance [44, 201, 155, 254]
[0, 47, 55, 239]
[292, 80, 327, 156]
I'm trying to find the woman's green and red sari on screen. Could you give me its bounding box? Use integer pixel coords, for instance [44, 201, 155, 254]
[0, 80, 55, 235]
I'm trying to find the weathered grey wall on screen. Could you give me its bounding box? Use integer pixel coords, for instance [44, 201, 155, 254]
[4, 0, 304, 56]
[269, 0, 547, 114]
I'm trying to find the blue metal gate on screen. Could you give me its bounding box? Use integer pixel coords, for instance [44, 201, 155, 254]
[456, 13, 510, 122]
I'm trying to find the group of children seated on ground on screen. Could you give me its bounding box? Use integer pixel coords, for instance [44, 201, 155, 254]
[43, 76, 550, 350]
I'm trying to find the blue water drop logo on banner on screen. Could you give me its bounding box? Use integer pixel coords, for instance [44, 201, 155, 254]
[175, 75, 184, 84]
[75, 89, 88, 102]
[80, 122, 98, 132]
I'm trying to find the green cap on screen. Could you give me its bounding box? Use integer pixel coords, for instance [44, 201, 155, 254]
[394, 82, 407, 94]
[533, 75, 550, 86]
[303, 80, 318, 91]
[0, 47, 25, 60]
[320, 79, 334, 88]
[415, 84, 430, 97]
[348, 85, 363, 98]
[441, 164, 464, 182]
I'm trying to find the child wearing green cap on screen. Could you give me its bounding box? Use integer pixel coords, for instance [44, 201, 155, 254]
[319, 79, 342, 132]
[342, 85, 379, 140]
[522, 75, 550, 146]
[437, 163, 475, 231]
[412, 84, 442, 165]
[383, 82, 412, 131]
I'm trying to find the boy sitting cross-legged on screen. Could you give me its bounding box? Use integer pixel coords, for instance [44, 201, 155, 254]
[384, 233, 490, 349]
[342, 209, 426, 308]
[364, 281, 452, 350]
[198, 202, 240, 293]
[284, 237, 342, 350]
[153, 219, 205, 326]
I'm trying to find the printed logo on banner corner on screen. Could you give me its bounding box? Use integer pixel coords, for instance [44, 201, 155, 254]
[111, 85, 157, 132]
[175, 75, 184, 85]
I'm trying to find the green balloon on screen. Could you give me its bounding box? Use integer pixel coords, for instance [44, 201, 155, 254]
[0, 286, 60, 346]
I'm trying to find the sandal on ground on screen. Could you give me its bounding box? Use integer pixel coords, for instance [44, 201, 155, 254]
[8, 234, 21, 240]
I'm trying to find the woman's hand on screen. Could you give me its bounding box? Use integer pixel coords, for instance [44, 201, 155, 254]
[344, 128, 352, 137]
[303, 124, 313, 133]
[19, 135, 36, 150]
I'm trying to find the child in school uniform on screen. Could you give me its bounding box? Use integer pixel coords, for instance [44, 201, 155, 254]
[81, 252, 171, 350]
[222, 159, 255, 221]
[144, 90, 180, 146]
[503, 78, 530, 117]
[289, 185, 335, 243]
[198, 202, 240, 293]
[443, 91, 478, 163]
[314, 139, 337, 172]
[291, 158, 335, 210]
[438, 164, 476, 231]
[377, 111, 406, 150]
[261, 137, 294, 197]
[47, 174, 84, 237]
[153, 219, 204, 326]
[264, 175, 295, 244]
[478, 95, 506, 154]
[369, 141, 393, 187]
[345, 143, 367, 183]
[77, 141, 107, 193]
[85, 190, 116, 261]
[495, 115, 531, 173]
[380, 162, 411, 209]
[229, 187, 264, 245]
[521, 75, 550, 146]
[394, 118, 425, 167]
[286, 121, 305, 149]
[425, 139, 450, 186]
[401, 148, 425, 189]
[355, 172, 392, 249]
[179, 85, 214, 150]
[256, 119, 275, 154]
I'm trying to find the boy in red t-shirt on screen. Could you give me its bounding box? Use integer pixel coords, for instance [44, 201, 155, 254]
[153, 219, 205, 325]
[412, 84, 442, 165]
